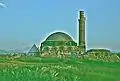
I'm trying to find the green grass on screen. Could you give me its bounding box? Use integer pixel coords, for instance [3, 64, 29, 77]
[0, 56, 120, 81]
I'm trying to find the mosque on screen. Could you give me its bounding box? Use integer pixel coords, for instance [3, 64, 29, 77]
[29, 11, 86, 57]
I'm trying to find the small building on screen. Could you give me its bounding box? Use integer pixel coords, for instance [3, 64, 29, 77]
[28, 44, 39, 56]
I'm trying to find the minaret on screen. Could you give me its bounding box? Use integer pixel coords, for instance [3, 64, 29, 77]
[78, 11, 86, 52]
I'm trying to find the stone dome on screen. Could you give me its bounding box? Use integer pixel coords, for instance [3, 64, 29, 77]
[45, 32, 73, 41]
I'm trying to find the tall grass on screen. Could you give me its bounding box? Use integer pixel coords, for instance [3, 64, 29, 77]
[0, 57, 120, 81]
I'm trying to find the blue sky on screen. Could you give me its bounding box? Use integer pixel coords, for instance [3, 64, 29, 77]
[0, 0, 120, 51]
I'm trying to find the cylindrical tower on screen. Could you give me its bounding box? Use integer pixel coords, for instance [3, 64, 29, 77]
[78, 11, 86, 52]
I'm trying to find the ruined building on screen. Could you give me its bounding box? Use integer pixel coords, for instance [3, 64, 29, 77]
[29, 11, 86, 57]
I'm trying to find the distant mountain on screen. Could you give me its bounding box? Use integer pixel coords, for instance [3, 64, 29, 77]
[0, 50, 9, 53]
[9, 47, 31, 53]
[0, 50, 11, 55]
[0, 46, 31, 55]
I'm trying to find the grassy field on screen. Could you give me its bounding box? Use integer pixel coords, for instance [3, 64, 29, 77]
[0, 56, 120, 81]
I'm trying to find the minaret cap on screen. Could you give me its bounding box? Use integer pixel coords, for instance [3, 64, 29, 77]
[79, 11, 85, 19]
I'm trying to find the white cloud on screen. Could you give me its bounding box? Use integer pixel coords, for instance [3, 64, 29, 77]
[0, 3, 7, 9]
